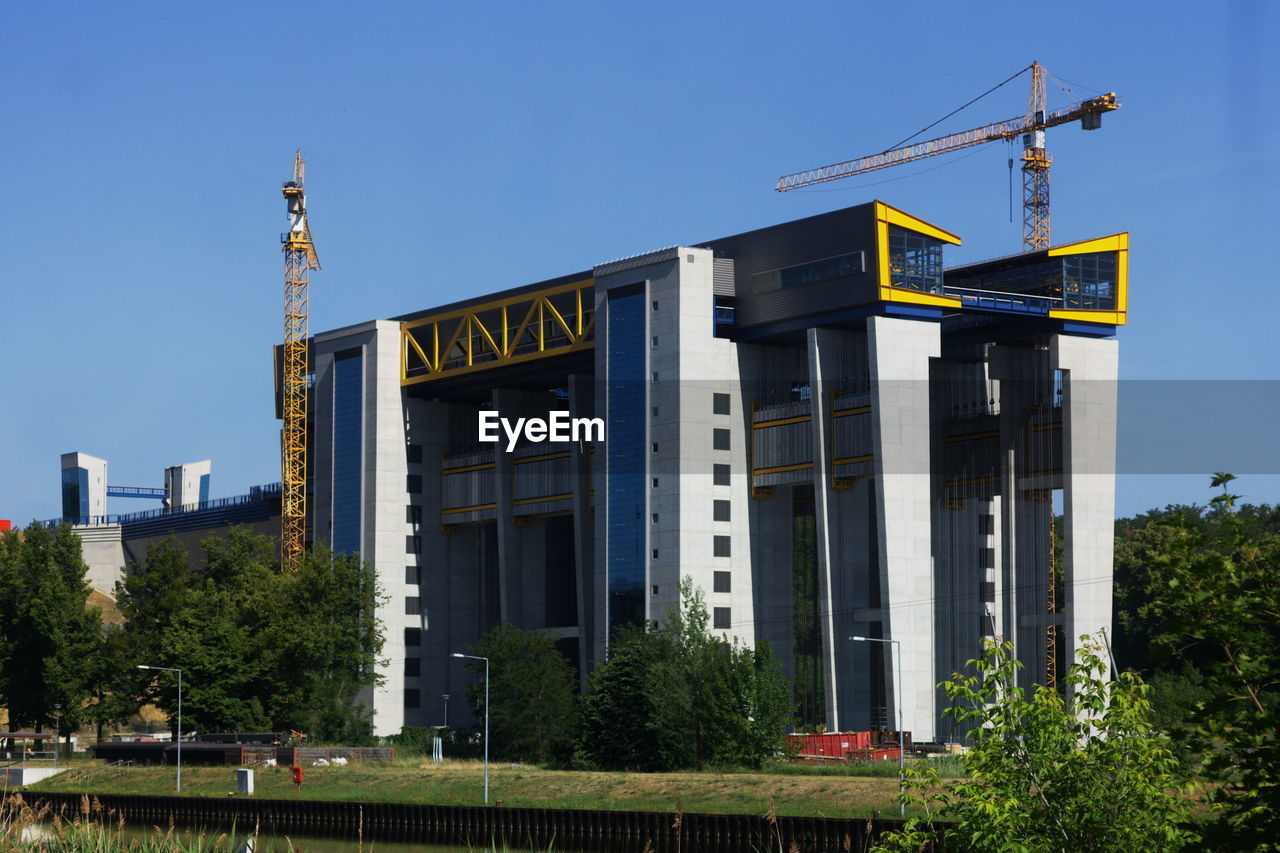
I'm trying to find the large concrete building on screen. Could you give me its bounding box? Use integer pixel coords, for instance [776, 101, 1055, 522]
[289, 200, 1125, 740]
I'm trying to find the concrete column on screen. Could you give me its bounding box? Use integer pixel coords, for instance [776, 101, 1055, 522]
[866, 315, 939, 743]
[1051, 335, 1118, 673]
[365, 320, 411, 736]
[490, 388, 549, 627]
[568, 373, 597, 689]
[806, 327, 842, 729]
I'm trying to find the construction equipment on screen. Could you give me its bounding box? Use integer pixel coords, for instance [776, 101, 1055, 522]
[280, 151, 320, 567]
[775, 62, 1119, 251]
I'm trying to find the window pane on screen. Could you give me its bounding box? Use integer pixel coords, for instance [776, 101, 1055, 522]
[713, 499, 731, 522]
[713, 428, 730, 451]
[713, 464, 731, 486]
[713, 607, 731, 630]
[713, 571, 731, 593]
[714, 535, 731, 557]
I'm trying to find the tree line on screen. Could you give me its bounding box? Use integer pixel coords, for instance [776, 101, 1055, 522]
[0, 525, 382, 745]
[435, 579, 794, 772]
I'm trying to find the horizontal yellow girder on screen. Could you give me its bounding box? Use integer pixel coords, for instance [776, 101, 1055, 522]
[402, 278, 596, 386]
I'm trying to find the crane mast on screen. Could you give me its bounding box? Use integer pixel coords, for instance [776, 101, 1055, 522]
[1021, 62, 1051, 250]
[775, 62, 1118, 251]
[281, 150, 320, 567]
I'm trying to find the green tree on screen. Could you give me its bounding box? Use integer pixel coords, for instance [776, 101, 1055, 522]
[0, 524, 102, 741]
[462, 624, 578, 764]
[580, 626, 694, 771]
[1142, 475, 1280, 851]
[117, 529, 383, 739]
[873, 637, 1196, 853]
[580, 579, 793, 771]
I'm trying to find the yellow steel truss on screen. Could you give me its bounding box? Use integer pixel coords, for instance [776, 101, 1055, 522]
[280, 152, 319, 568]
[401, 278, 595, 386]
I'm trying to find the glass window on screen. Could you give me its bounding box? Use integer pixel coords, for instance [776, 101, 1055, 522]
[332, 350, 363, 554]
[713, 428, 730, 451]
[406, 505, 422, 525]
[404, 596, 420, 615]
[713, 464, 731, 486]
[714, 571, 731, 593]
[405, 565, 420, 584]
[404, 689, 421, 708]
[753, 252, 864, 292]
[978, 514, 994, 536]
[404, 658, 421, 676]
[713, 393, 731, 415]
[407, 474, 423, 494]
[607, 290, 647, 633]
[714, 535, 731, 557]
[406, 444, 424, 464]
[887, 226, 944, 292]
[713, 607, 731, 630]
[405, 627, 421, 646]
[406, 535, 421, 554]
[713, 499, 731, 522]
[1062, 251, 1118, 310]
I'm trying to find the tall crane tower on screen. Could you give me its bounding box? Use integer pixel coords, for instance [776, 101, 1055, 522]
[775, 62, 1119, 251]
[280, 150, 320, 567]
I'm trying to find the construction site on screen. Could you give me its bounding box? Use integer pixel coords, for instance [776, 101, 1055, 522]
[54, 62, 1125, 743]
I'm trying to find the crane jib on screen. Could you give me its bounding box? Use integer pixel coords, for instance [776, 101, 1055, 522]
[774, 94, 1117, 192]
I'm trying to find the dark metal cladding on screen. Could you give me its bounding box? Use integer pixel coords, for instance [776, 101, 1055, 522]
[700, 202, 880, 334]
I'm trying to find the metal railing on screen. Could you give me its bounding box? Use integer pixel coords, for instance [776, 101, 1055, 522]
[40, 483, 282, 529]
[943, 285, 1063, 315]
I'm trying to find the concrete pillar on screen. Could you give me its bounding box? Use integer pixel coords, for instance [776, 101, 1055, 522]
[806, 327, 843, 729]
[867, 315, 940, 743]
[568, 373, 597, 689]
[1051, 335, 1118, 673]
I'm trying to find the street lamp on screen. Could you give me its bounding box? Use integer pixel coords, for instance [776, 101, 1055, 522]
[451, 653, 489, 804]
[138, 665, 182, 792]
[851, 636, 905, 817]
[52, 703, 62, 767]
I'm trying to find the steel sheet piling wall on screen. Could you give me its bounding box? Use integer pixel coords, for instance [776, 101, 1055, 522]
[16, 791, 928, 852]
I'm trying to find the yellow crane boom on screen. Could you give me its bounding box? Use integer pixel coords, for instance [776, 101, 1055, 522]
[281, 150, 320, 567]
[775, 62, 1119, 251]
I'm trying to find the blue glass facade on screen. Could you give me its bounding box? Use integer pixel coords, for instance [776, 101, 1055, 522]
[606, 290, 645, 633]
[198, 473, 210, 504]
[61, 467, 89, 524]
[332, 350, 363, 555]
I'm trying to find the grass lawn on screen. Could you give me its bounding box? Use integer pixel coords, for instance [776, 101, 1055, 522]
[24, 759, 919, 819]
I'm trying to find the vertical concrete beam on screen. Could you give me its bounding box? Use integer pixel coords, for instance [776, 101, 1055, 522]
[568, 373, 597, 690]
[1051, 335, 1119, 672]
[806, 327, 842, 729]
[867, 315, 939, 743]
[366, 320, 411, 737]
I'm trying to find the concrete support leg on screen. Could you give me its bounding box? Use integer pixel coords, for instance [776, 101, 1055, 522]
[867, 316, 939, 743]
[568, 373, 597, 689]
[1052, 335, 1118, 673]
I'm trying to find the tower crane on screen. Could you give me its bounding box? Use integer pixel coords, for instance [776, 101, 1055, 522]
[280, 150, 320, 567]
[775, 62, 1119, 251]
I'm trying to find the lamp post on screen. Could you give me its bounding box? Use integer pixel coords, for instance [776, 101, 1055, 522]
[138, 665, 182, 792]
[442, 693, 450, 728]
[52, 703, 62, 766]
[451, 653, 489, 804]
[851, 636, 905, 817]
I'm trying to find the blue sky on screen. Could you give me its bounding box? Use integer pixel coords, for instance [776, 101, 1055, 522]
[2, 0, 1276, 522]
